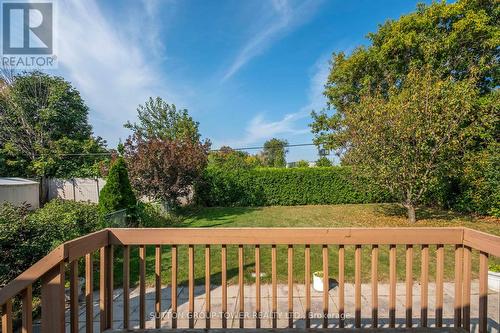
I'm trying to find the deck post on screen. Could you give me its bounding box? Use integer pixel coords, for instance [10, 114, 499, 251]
[41, 262, 65, 333]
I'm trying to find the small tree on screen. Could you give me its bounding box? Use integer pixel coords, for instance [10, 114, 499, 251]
[98, 157, 137, 218]
[208, 146, 263, 169]
[316, 157, 332, 167]
[335, 67, 479, 223]
[125, 138, 209, 208]
[124, 97, 200, 143]
[263, 138, 288, 167]
[295, 160, 309, 168]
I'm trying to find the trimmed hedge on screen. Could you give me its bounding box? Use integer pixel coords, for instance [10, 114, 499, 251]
[195, 166, 392, 206]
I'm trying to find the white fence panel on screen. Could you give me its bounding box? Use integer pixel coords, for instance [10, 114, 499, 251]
[47, 178, 106, 203]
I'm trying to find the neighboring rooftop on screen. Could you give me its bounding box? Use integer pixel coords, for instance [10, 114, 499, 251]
[0, 177, 38, 185]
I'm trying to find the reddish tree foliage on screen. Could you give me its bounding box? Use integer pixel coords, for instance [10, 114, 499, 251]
[124, 137, 210, 206]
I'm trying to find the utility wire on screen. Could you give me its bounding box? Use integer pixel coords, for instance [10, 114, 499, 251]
[47, 142, 325, 157]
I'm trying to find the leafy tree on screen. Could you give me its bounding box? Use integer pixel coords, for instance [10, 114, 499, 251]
[208, 146, 263, 169]
[0, 71, 107, 177]
[124, 97, 210, 208]
[124, 97, 201, 143]
[313, 0, 497, 137]
[334, 67, 479, 222]
[295, 160, 309, 168]
[312, 0, 498, 150]
[98, 157, 137, 219]
[125, 138, 209, 208]
[311, 0, 499, 217]
[262, 138, 288, 167]
[316, 157, 332, 167]
[456, 142, 500, 216]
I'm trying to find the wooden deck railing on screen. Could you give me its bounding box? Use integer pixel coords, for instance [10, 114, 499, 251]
[0, 227, 499, 332]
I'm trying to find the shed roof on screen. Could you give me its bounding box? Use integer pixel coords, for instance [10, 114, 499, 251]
[0, 177, 38, 185]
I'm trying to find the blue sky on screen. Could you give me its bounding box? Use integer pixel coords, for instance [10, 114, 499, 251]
[53, 0, 428, 162]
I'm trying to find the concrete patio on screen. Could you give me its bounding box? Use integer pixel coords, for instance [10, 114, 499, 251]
[65, 281, 499, 333]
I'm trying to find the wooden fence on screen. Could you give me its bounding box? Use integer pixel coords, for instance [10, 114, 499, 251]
[0, 227, 499, 333]
[43, 178, 105, 203]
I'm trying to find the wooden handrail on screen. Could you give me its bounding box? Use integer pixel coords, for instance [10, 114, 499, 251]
[0, 245, 64, 306]
[109, 227, 465, 245]
[0, 229, 110, 306]
[0, 226, 498, 333]
[463, 228, 500, 257]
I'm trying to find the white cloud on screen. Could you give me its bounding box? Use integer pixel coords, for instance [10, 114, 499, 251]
[233, 112, 310, 147]
[218, 54, 330, 148]
[55, 0, 171, 146]
[300, 53, 330, 114]
[221, 0, 323, 82]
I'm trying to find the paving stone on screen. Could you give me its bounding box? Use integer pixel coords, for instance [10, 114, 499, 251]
[67, 281, 499, 333]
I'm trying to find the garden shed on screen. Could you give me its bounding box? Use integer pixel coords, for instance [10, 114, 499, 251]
[0, 177, 39, 209]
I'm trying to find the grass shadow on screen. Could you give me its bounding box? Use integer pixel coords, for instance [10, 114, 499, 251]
[176, 206, 263, 227]
[375, 204, 474, 222]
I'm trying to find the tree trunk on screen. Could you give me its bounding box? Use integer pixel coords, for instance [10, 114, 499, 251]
[406, 203, 416, 223]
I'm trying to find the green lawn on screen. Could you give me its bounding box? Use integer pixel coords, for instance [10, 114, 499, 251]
[110, 204, 500, 287]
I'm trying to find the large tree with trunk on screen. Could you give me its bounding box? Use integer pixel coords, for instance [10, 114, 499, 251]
[311, 0, 499, 221]
[337, 67, 480, 223]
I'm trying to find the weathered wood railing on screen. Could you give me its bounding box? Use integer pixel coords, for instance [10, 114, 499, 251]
[0, 227, 498, 332]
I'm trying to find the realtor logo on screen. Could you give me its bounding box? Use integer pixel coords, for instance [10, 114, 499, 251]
[1, 1, 56, 68]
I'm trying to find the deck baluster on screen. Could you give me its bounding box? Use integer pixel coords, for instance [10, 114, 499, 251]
[205, 245, 211, 328]
[272, 245, 277, 328]
[189, 245, 195, 328]
[322, 245, 329, 328]
[85, 253, 94, 333]
[462, 246, 472, 331]
[139, 245, 146, 329]
[239, 245, 244, 328]
[479, 251, 489, 333]
[123, 246, 130, 330]
[371, 245, 378, 328]
[389, 244, 396, 328]
[355, 245, 361, 328]
[305, 245, 311, 328]
[406, 245, 413, 328]
[436, 244, 444, 327]
[171, 245, 178, 329]
[288, 245, 294, 328]
[421, 244, 429, 327]
[255, 245, 261, 328]
[222, 245, 227, 328]
[70, 260, 79, 333]
[454, 245, 463, 328]
[338, 245, 345, 328]
[155, 245, 162, 328]
[21, 285, 32, 333]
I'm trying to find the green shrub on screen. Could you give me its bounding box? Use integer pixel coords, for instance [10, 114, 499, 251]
[295, 160, 309, 168]
[0, 203, 47, 286]
[489, 263, 500, 273]
[30, 199, 100, 247]
[0, 200, 99, 286]
[454, 143, 500, 217]
[316, 157, 332, 167]
[99, 157, 137, 218]
[195, 166, 391, 206]
[137, 202, 182, 227]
